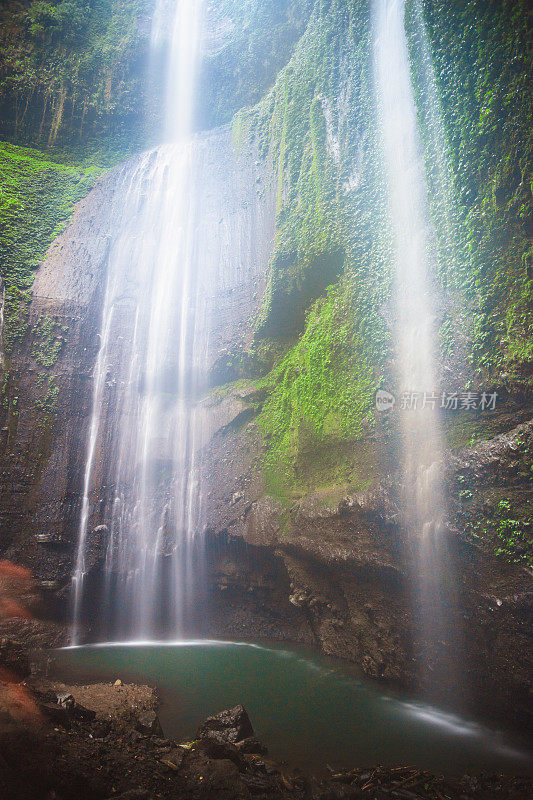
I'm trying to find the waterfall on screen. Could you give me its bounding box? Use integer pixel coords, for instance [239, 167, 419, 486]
[71, 0, 208, 642]
[70, 0, 273, 643]
[373, 0, 457, 693]
[151, 0, 203, 140]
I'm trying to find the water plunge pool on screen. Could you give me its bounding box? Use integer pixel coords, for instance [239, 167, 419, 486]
[55, 641, 531, 777]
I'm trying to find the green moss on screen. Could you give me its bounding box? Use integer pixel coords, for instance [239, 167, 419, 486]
[34, 373, 60, 413]
[257, 284, 377, 497]
[0, 140, 101, 354]
[241, 12, 349, 337]
[411, 0, 532, 385]
[200, 0, 315, 130]
[0, 139, 103, 449]
[444, 411, 514, 451]
[31, 314, 66, 367]
[241, 0, 531, 496]
[234, 0, 393, 492]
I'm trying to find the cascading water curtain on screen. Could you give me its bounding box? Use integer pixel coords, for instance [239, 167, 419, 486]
[71, 0, 206, 644]
[373, 0, 460, 698]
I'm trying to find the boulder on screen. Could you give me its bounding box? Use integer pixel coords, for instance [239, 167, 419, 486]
[200, 734, 244, 767]
[71, 703, 96, 722]
[196, 704, 254, 744]
[39, 701, 71, 728]
[135, 709, 164, 737]
[235, 735, 268, 755]
[56, 692, 75, 710]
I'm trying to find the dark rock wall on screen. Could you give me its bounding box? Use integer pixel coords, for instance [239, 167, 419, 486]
[0, 167, 122, 584]
[197, 393, 532, 728]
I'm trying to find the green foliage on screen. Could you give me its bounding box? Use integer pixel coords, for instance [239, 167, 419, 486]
[0, 0, 153, 147]
[0, 140, 100, 353]
[416, 0, 532, 383]
[258, 284, 376, 494]
[28, 1, 91, 42]
[466, 497, 532, 569]
[1, 0, 315, 149]
[459, 428, 533, 568]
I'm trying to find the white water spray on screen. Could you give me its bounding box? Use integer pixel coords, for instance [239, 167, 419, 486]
[373, 0, 456, 690]
[70, 0, 272, 643]
[71, 0, 206, 643]
[152, 0, 203, 140]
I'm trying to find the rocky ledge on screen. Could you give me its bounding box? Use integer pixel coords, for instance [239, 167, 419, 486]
[198, 408, 533, 732]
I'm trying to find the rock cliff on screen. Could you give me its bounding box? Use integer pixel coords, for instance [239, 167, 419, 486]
[0, 0, 531, 737]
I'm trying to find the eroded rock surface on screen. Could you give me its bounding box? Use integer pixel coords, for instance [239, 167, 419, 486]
[197, 392, 532, 729]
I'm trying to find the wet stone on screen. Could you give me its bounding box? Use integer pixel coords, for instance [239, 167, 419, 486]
[159, 747, 185, 771]
[196, 704, 254, 744]
[235, 735, 268, 755]
[135, 709, 164, 737]
[200, 734, 244, 768]
[39, 701, 71, 728]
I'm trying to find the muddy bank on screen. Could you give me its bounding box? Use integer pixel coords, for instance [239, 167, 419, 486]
[0, 672, 532, 800]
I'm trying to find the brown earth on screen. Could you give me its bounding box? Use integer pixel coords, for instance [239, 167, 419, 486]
[0, 674, 532, 800]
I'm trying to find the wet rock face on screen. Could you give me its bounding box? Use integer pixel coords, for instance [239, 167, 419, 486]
[197, 392, 532, 727]
[4, 296, 530, 728]
[136, 709, 164, 738]
[0, 127, 276, 590]
[0, 119, 531, 741]
[0, 169, 121, 582]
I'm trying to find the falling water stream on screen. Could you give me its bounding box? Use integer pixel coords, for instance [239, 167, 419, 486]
[373, 0, 456, 693]
[72, 0, 206, 643]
